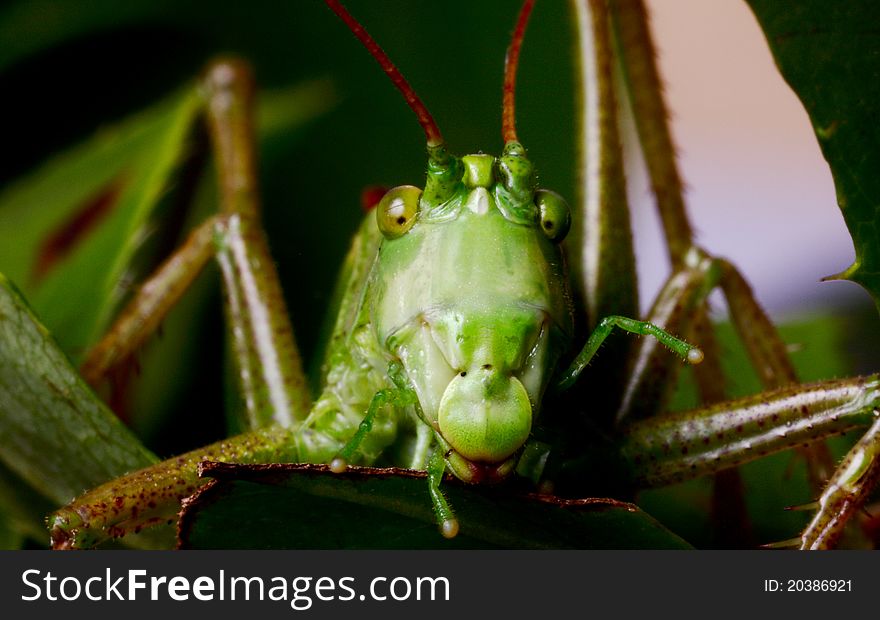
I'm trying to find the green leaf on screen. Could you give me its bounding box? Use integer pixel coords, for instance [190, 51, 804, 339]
[746, 0, 880, 312]
[0, 273, 157, 505]
[178, 462, 691, 549]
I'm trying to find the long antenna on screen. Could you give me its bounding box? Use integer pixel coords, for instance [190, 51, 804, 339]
[325, 0, 444, 148]
[502, 0, 536, 144]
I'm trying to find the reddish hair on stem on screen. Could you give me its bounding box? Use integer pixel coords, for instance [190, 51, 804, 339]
[325, 0, 444, 148]
[502, 0, 536, 145]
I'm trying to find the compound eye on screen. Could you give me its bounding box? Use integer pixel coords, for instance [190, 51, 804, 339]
[377, 185, 422, 239]
[535, 189, 571, 242]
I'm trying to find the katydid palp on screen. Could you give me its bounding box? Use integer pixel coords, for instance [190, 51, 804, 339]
[0, 0, 878, 550]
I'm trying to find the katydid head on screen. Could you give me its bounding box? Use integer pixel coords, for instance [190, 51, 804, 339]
[329, 0, 573, 482]
[373, 143, 573, 483]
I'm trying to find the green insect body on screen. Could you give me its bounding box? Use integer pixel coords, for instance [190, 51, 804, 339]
[297, 143, 576, 481]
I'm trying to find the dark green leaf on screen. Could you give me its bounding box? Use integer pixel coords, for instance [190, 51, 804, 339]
[746, 0, 880, 312]
[179, 462, 691, 549]
[0, 273, 157, 504]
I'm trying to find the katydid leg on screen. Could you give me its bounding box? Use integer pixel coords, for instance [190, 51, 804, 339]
[428, 449, 459, 539]
[718, 261, 796, 388]
[616, 248, 721, 423]
[567, 0, 640, 426]
[555, 314, 702, 393]
[620, 375, 880, 487]
[329, 380, 418, 473]
[620, 374, 880, 548]
[608, 0, 757, 544]
[609, 250, 752, 544]
[568, 0, 638, 334]
[607, 0, 692, 264]
[49, 59, 394, 549]
[690, 312, 754, 547]
[79, 214, 225, 387]
[49, 425, 300, 549]
[325, 362, 464, 538]
[614, 249, 810, 423]
[614, 247, 835, 492]
[203, 60, 311, 429]
[799, 416, 880, 549]
[716, 258, 835, 489]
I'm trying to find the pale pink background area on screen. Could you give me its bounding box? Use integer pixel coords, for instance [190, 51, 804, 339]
[629, 0, 863, 317]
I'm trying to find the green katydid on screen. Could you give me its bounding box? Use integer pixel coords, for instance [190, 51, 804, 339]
[3, 0, 879, 550]
[46, 0, 704, 546]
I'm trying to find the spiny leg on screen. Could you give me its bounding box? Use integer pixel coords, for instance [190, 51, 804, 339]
[604, 1, 808, 413]
[688, 311, 753, 547]
[717, 259, 834, 486]
[616, 248, 721, 423]
[567, 0, 747, 541]
[620, 375, 880, 548]
[561, 239, 870, 546]
[607, 0, 691, 265]
[609, 1, 820, 359]
[797, 416, 880, 549]
[614, 249, 814, 426]
[599, 248, 755, 543]
[608, 0, 756, 543]
[50, 209, 391, 549]
[49, 425, 301, 549]
[204, 60, 311, 429]
[621, 376, 880, 488]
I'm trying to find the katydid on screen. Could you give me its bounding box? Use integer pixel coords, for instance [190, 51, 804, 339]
[15, 0, 880, 550]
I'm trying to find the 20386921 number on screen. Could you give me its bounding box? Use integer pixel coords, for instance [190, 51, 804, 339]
[787, 580, 852, 592]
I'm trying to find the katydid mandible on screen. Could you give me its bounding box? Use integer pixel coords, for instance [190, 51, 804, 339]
[43, 0, 880, 550]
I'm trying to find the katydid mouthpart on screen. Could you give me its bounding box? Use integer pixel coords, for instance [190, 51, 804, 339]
[37, 0, 880, 550]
